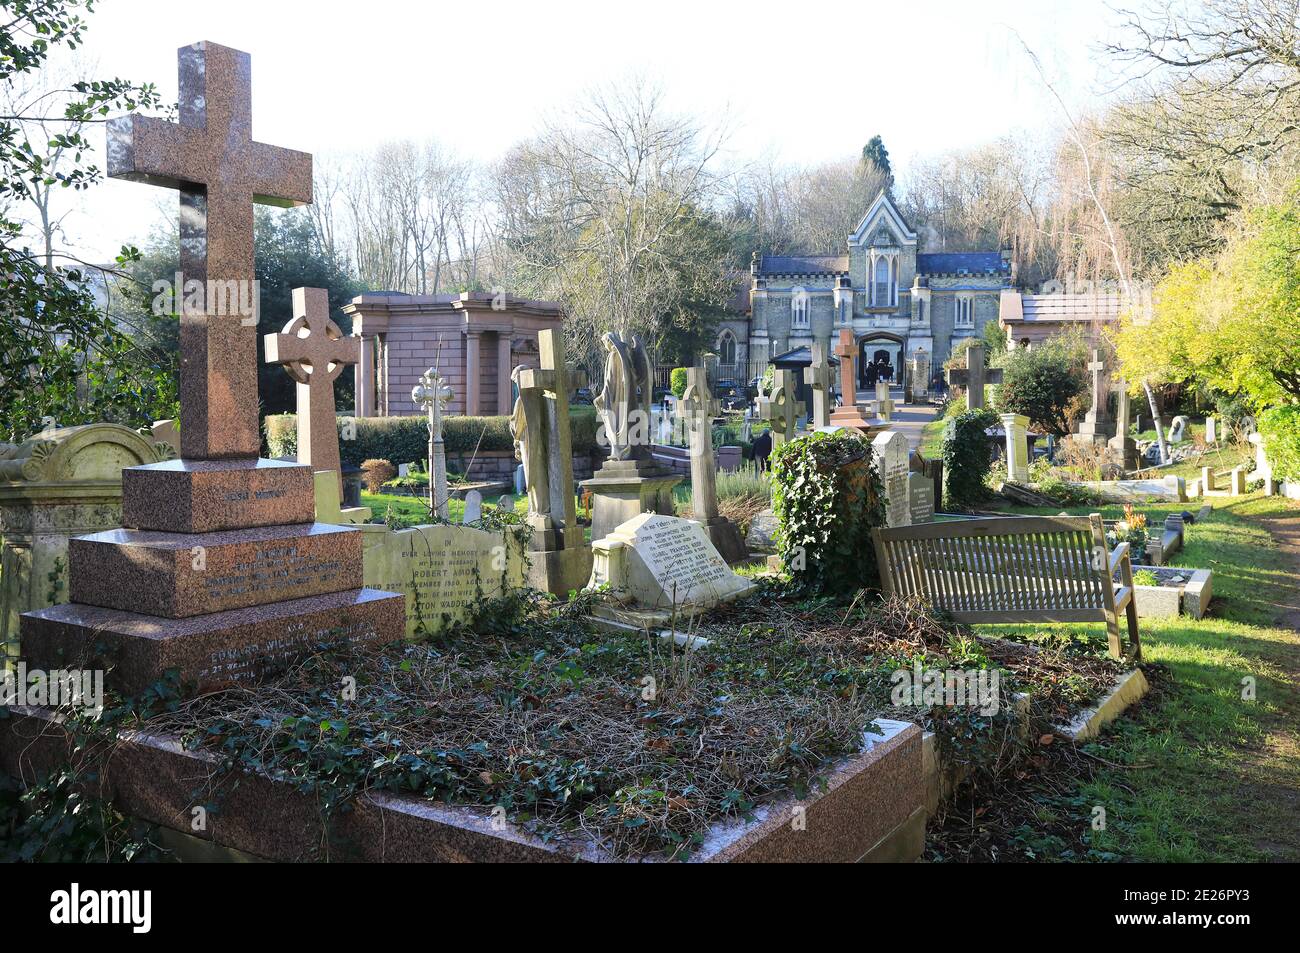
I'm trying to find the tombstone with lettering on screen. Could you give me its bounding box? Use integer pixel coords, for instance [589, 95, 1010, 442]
[872, 430, 912, 528]
[363, 522, 526, 638]
[587, 513, 754, 625]
[907, 471, 935, 523]
[19, 42, 405, 695]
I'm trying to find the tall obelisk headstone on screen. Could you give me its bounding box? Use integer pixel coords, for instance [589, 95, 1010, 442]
[263, 287, 358, 496]
[20, 43, 404, 695]
[683, 361, 747, 563]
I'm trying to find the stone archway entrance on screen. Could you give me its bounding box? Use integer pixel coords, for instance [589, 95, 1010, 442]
[859, 333, 904, 388]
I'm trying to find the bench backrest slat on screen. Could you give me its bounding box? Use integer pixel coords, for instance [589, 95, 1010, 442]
[873, 515, 1110, 616]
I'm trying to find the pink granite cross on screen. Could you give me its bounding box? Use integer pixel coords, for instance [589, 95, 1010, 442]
[108, 41, 312, 460]
[263, 288, 358, 494]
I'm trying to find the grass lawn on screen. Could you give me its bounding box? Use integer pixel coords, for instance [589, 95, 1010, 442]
[945, 492, 1300, 861]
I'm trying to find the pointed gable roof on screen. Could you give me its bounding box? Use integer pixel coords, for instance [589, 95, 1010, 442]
[849, 189, 917, 246]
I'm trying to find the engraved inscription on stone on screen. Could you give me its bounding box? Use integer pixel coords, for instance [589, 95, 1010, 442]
[636, 517, 732, 603]
[202, 544, 344, 601]
[196, 616, 385, 684]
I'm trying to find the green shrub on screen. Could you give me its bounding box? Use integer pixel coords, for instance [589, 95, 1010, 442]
[360, 458, 396, 493]
[771, 429, 885, 595]
[1259, 405, 1300, 480]
[670, 367, 688, 398]
[265, 406, 599, 466]
[716, 463, 771, 503]
[942, 407, 999, 509]
[995, 333, 1089, 435]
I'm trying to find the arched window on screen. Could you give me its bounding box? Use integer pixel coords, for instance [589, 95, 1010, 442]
[718, 330, 737, 366]
[791, 287, 810, 329]
[955, 294, 974, 328]
[873, 257, 891, 307]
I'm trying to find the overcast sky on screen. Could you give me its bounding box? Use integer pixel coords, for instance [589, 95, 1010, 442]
[47, 0, 1128, 262]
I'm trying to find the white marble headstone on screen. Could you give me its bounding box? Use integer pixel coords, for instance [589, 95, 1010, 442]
[872, 430, 912, 528]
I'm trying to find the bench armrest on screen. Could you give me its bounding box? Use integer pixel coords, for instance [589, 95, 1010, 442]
[1108, 542, 1130, 574]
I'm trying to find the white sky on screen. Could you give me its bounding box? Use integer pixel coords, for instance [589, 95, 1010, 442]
[47, 0, 1127, 262]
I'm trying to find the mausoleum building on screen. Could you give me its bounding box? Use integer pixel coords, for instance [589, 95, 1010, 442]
[343, 291, 566, 418]
[717, 190, 1011, 388]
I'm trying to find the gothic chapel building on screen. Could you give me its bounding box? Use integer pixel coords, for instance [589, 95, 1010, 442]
[717, 191, 1012, 389]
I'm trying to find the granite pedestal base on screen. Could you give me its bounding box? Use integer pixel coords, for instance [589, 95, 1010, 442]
[122, 457, 315, 534]
[21, 587, 405, 694]
[582, 459, 682, 545]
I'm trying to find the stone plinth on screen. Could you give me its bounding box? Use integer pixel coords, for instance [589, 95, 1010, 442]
[1000, 413, 1031, 482]
[581, 459, 682, 546]
[122, 458, 315, 534]
[69, 523, 362, 618]
[527, 544, 595, 599]
[700, 517, 748, 565]
[21, 588, 403, 695]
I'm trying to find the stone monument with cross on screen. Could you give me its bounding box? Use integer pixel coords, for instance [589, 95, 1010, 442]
[682, 360, 747, 563]
[20, 42, 405, 695]
[803, 341, 834, 429]
[944, 341, 1002, 411]
[828, 328, 876, 432]
[411, 367, 454, 519]
[757, 369, 799, 449]
[263, 287, 358, 497]
[1107, 380, 1139, 472]
[1073, 349, 1115, 446]
[515, 329, 593, 594]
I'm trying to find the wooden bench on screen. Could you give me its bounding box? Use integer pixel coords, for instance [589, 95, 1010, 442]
[871, 514, 1141, 660]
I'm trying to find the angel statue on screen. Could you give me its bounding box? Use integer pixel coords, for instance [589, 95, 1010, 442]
[594, 331, 651, 461]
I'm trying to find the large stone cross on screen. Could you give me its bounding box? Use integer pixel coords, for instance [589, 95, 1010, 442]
[411, 368, 454, 519]
[681, 364, 720, 521]
[1087, 350, 1108, 415]
[757, 369, 798, 448]
[108, 41, 312, 460]
[803, 341, 834, 428]
[832, 329, 857, 402]
[263, 288, 358, 495]
[945, 342, 1002, 410]
[515, 329, 578, 543]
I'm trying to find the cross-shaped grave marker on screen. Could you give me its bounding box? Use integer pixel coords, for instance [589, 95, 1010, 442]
[944, 341, 1002, 411]
[264, 287, 358, 496]
[411, 368, 454, 519]
[108, 41, 312, 460]
[828, 329, 874, 431]
[803, 341, 834, 429]
[757, 369, 798, 448]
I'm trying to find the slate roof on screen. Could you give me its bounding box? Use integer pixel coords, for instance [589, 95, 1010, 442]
[915, 252, 1008, 275]
[757, 254, 849, 275]
[1017, 293, 1127, 321]
[769, 345, 839, 368]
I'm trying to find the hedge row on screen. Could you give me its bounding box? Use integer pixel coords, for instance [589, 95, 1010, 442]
[264, 406, 599, 466]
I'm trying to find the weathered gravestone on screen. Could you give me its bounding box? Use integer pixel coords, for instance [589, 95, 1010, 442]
[314, 469, 371, 525]
[20, 42, 405, 695]
[907, 471, 935, 523]
[872, 430, 912, 528]
[1107, 383, 1139, 472]
[587, 513, 754, 625]
[359, 522, 527, 638]
[520, 329, 595, 594]
[1168, 415, 1189, 443]
[682, 362, 747, 563]
[945, 341, 1002, 411]
[803, 342, 834, 429]
[757, 369, 799, 449]
[0, 424, 172, 662]
[263, 287, 358, 496]
[1073, 350, 1114, 446]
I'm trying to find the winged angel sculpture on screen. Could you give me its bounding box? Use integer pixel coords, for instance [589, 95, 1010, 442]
[593, 331, 652, 461]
